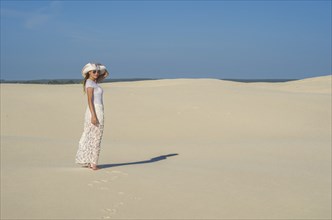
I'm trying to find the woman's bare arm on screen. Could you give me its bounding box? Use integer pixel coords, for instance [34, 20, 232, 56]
[86, 87, 99, 126]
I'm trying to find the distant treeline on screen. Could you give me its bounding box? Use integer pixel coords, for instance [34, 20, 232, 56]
[0, 78, 157, 84]
[0, 78, 297, 84]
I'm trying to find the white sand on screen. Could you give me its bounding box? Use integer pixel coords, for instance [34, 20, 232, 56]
[1, 75, 331, 219]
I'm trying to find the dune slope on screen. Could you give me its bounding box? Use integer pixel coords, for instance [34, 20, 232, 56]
[1, 75, 331, 219]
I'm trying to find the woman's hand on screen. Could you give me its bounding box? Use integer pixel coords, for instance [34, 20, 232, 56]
[91, 115, 99, 126]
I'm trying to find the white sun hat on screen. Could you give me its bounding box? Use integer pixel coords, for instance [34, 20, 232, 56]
[81, 63, 97, 78]
[82, 63, 109, 80]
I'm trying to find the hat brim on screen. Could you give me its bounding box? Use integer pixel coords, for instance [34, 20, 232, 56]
[82, 65, 97, 78]
[97, 65, 109, 81]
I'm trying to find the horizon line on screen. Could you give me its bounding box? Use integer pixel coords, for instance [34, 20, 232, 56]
[1, 74, 330, 82]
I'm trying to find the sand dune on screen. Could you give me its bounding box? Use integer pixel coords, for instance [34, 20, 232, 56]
[1, 75, 331, 219]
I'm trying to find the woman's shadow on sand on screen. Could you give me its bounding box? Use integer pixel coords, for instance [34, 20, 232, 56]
[98, 153, 178, 169]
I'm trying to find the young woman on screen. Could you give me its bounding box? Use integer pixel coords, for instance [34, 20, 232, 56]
[75, 63, 109, 170]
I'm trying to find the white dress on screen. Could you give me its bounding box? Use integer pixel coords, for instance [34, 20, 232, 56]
[75, 79, 104, 166]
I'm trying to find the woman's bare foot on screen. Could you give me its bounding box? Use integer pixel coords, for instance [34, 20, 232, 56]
[90, 164, 99, 170]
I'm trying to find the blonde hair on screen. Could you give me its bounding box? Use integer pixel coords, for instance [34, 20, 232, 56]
[82, 74, 90, 93]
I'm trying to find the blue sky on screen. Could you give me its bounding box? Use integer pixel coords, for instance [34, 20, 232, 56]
[1, 0, 331, 80]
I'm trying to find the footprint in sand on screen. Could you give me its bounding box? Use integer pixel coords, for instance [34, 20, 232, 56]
[88, 170, 128, 189]
[132, 196, 142, 200]
[92, 170, 142, 218]
[88, 179, 111, 188]
[101, 207, 118, 219]
[100, 187, 109, 190]
[106, 170, 128, 176]
[110, 170, 122, 174]
[99, 192, 142, 219]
